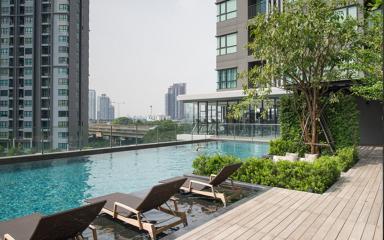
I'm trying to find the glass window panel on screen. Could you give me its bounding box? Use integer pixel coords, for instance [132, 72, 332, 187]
[227, 34, 237, 46]
[227, 46, 237, 54]
[227, 0, 236, 12]
[348, 6, 357, 19]
[227, 12, 237, 19]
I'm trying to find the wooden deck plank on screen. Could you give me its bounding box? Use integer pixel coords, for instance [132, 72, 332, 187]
[176, 147, 383, 240]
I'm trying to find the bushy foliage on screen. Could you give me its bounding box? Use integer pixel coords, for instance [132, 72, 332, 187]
[192, 154, 241, 176]
[325, 95, 360, 148]
[269, 138, 308, 157]
[336, 147, 359, 172]
[277, 94, 360, 151]
[192, 154, 341, 193]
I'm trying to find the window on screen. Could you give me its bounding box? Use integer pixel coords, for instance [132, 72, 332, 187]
[24, 67, 32, 75]
[25, 17, 33, 24]
[0, 38, 9, 44]
[58, 78, 68, 85]
[0, 121, 8, 128]
[217, 68, 237, 89]
[24, 90, 32, 96]
[58, 67, 69, 75]
[58, 111, 68, 117]
[217, 33, 237, 55]
[58, 4, 69, 12]
[58, 46, 69, 53]
[336, 5, 358, 20]
[24, 38, 32, 44]
[23, 121, 32, 128]
[58, 36, 69, 43]
[58, 57, 68, 64]
[0, 80, 8, 86]
[0, 68, 8, 76]
[24, 79, 32, 86]
[0, 28, 9, 35]
[217, 0, 237, 22]
[58, 89, 69, 96]
[0, 90, 8, 96]
[24, 27, 33, 34]
[0, 48, 9, 55]
[0, 132, 8, 138]
[0, 111, 7, 117]
[24, 58, 32, 65]
[58, 100, 68, 107]
[59, 25, 68, 33]
[0, 101, 8, 107]
[24, 100, 32, 106]
[58, 132, 68, 138]
[58, 14, 68, 21]
[25, 48, 32, 54]
[24, 111, 32, 117]
[58, 143, 68, 149]
[58, 121, 68, 128]
[25, 7, 33, 13]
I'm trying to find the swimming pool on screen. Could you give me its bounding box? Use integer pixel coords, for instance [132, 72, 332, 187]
[0, 141, 269, 221]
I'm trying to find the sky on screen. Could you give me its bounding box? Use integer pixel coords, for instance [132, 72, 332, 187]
[89, 0, 217, 117]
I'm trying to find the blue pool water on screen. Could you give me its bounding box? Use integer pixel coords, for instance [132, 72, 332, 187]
[0, 141, 269, 221]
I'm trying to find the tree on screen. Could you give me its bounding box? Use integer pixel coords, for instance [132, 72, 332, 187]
[350, 7, 383, 100]
[243, 0, 361, 153]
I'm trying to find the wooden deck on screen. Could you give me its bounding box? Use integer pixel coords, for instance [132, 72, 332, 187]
[177, 146, 383, 240]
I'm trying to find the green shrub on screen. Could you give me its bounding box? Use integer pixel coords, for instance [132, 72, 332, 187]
[325, 95, 360, 148]
[192, 154, 341, 193]
[192, 154, 241, 176]
[269, 138, 308, 156]
[278, 95, 359, 150]
[336, 146, 359, 172]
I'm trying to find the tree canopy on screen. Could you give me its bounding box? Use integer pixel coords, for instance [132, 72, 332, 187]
[242, 0, 379, 153]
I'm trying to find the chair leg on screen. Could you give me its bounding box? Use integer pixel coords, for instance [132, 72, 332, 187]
[89, 225, 98, 240]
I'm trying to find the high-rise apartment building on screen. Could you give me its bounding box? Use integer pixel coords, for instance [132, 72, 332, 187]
[0, 0, 89, 150]
[97, 93, 114, 122]
[88, 89, 96, 121]
[165, 83, 186, 120]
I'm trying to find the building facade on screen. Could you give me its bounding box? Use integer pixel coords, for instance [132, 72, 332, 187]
[0, 0, 89, 150]
[97, 93, 114, 122]
[165, 83, 186, 120]
[88, 89, 96, 121]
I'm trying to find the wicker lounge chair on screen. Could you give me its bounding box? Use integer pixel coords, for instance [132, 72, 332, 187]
[86, 178, 188, 240]
[0, 200, 106, 240]
[160, 163, 242, 207]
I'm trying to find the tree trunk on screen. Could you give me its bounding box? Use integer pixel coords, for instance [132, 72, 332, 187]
[310, 89, 319, 154]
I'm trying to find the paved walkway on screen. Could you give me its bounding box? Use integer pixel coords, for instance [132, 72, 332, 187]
[177, 146, 383, 240]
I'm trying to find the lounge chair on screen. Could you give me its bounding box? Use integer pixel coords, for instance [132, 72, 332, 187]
[160, 163, 242, 207]
[0, 200, 106, 240]
[85, 178, 188, 240]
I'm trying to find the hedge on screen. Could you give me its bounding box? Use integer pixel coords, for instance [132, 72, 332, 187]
[269, 138, 308, 157]
[193, 154, 341, 193]
[278, 94, 360, 150]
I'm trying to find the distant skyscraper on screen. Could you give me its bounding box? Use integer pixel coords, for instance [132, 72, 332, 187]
[165, 83, 186, 120]
[0, 0, 90, 150]
[97, 94, 114, 121]
[89, 90, 96, 121]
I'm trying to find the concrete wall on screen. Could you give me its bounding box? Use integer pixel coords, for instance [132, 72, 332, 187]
[357, 97, 383, 146]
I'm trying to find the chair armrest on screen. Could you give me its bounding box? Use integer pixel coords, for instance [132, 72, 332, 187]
[4, 234, 16, 240]
[209, 174, 217, 181]
[114, 202, 140, 215]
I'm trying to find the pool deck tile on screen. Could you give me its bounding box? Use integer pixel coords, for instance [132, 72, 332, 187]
[176, 146, 383, 240]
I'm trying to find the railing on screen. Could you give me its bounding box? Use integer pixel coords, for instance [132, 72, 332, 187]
[188, 122, 280, 142]
[0, 122, 195, 157]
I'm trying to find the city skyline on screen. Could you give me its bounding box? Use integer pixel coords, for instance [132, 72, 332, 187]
[88, 0, 216, 116]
